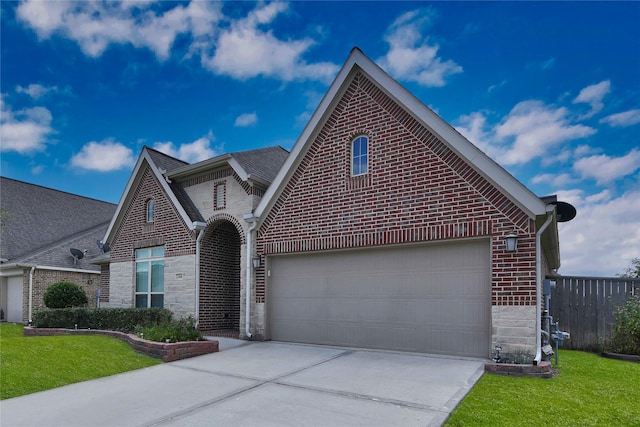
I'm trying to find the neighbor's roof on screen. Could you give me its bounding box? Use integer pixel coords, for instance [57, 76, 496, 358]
[0, 177, 116, 270]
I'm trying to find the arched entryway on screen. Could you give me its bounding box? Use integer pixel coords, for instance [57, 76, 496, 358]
[199, 220, 242, 335]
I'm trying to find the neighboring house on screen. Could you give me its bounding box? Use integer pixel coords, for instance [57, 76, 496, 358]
[102, 48, 569, 360]
[0, 177, 116, 323]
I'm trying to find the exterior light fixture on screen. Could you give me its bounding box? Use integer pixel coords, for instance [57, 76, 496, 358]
[505, 231, 518, 253]
[252, 255, 261, 268]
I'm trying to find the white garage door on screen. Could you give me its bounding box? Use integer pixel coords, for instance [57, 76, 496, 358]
[7, 276, 24, 323]
[267, 239, 490, 358]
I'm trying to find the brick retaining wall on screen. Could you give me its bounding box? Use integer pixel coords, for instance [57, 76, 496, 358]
[23, 327, 218, 362]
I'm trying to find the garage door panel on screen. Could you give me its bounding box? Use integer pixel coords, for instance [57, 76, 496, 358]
[268, 240, 490, 358]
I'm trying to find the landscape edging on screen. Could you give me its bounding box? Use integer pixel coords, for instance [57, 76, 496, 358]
[23, 327, 218, 362]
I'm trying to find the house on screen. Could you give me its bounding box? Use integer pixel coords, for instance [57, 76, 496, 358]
[102, 48, 567, 361]
[0, 177, 116, 323]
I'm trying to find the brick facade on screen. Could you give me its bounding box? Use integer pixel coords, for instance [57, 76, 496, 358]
[257, 72, 538, 307]
[255, 72, 546, 352]
[19, 267, 100, 323]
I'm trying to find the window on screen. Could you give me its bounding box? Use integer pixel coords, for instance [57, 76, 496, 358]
[351, 136, 369, 176]
[135, 247, 164, 308]
[146, 199, 154, 223]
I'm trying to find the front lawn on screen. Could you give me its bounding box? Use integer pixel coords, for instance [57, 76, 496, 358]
[446, 350, 640, 426]
[0, 323, 161, 400]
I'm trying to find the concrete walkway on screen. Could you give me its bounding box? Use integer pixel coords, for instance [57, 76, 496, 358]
[0, 339, 484, 427]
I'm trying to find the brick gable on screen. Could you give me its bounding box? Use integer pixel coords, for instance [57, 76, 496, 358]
[110, 164, 195, 262]
[257, 72, 537, 306]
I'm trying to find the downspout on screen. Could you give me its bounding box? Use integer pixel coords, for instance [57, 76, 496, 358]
[28, 266, 36, 325]
[192, 221, 207, 329]
[533, 205, 555, 365]
[244, 216, 258, 339]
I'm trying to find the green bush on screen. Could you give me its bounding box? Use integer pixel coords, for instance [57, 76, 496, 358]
[43, 281, 88, 308]
[608, 294, 640, 355]
[32, 307, 173, 332]
[135, 317, 203, 343]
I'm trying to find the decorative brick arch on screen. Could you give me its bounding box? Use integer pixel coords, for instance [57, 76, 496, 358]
[205, 213, 246, 244]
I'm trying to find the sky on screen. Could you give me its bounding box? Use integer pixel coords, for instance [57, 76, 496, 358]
[1, 1, 639, 277]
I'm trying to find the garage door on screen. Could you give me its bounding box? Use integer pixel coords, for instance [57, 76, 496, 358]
[268, 239, 490, 358]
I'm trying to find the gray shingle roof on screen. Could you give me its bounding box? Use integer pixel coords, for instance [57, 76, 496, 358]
[0, 177, 116, 270]
[145, 146, 188, 173]
[231, 146, 289, 184]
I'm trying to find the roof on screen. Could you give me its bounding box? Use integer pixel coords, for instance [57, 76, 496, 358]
[256, 47, 550, 220]
[230, 146, 289, 184]
[0, 177, 116, 270]
[103, 145, 288, 243]
[253, 47, 560, 267]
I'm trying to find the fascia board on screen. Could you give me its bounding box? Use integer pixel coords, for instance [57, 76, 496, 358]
[103, 150, 149, 243]
[168, 153, 233, 180]
[255, 48, 546, 224]
[104, 149, 194, 244]
[254, 51, 360, 221]
[353, 52, 546, 218]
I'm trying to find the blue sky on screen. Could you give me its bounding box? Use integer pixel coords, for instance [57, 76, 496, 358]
[1, 1, 639, 276]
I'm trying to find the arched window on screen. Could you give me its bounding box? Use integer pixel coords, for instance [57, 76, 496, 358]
[146, 199, 154, 223]
[351, 135, 369, 176]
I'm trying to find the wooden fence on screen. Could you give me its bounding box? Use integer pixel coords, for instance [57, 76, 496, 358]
[549, 276, 639, 352]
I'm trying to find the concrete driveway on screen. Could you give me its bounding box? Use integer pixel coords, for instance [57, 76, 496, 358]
[1, 339, 484, 427]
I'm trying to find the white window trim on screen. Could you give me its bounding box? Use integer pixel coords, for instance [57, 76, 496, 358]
[351, 135, 369, 176]
[146, 199, 154, 223]
[135, 247, 164, 308]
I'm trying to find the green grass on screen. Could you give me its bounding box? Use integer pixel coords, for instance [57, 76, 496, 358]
[446, 350, 640, 426]
[0, 323, 161, 400]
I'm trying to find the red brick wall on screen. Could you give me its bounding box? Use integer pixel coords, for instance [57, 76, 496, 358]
[257, 72, 537, 306]
[110, 165, 195, 262]
[199, 220, 241, 331]
[99, 264, 110, 303]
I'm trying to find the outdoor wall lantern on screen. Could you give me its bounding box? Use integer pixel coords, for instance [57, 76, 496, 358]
[252, 255, 261, 268]
[505, 231, 519, 253]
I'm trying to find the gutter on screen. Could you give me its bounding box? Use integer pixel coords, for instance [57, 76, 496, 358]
[244, 213, 259, 339]
[191, 221, 207, 329]
[533, 204, 555, 365]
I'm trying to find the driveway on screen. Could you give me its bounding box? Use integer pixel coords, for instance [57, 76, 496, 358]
[1, 339, 484, 427]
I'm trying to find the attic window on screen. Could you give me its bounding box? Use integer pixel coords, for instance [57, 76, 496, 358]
[214, 182, 226, 209]
[146, 199, 154, 223]
[351, 136, 369, 176]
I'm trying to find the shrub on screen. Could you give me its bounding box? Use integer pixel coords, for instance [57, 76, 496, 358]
[135, 317, 203, 343]
[33, 307, 173, 332]
[608, 294, 640, 355]
[43, 281, 88, 308]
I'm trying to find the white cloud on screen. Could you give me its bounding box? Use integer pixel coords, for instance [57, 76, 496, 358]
[573, 149, 640, 184]
[234, 112, 258, 127]
[531, 173, 577, 187]
[556, 186, 640, 276]
[153, 132, 218, 164]
[494, 100, 596, 165]
[600, 109, 640, 127]
[377, 9, 462, 87]
[16, 1, 337, 83]
[200, 3, 338, 82]
[16, 0, 222, 60]
[0, 97, 54, 153]
[16, 83, 58, 99]
[573, 80, 611, 119]
[71, 139, 135, 171]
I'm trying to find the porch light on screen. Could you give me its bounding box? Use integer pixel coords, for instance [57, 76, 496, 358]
[505, 231, 519, 253]
[252, 255, 261, 268]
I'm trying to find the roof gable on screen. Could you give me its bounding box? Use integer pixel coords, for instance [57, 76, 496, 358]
[255, 48, 547, 223]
